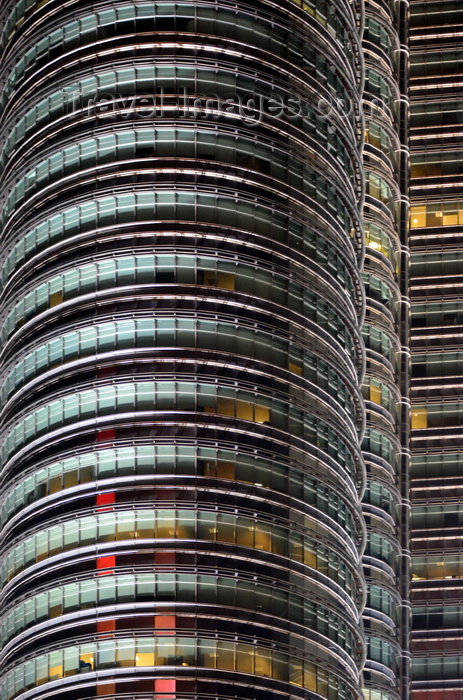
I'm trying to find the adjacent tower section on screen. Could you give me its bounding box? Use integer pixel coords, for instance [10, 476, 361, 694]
[360, 0, 410, 698]
[409, 1, 463, 699]
[0, 2, 366, 700]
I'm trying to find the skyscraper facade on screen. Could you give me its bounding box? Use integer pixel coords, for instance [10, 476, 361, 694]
[409, 0, 463, 698]
[0, 1, 369, 700]
[360, 0, 410, 697]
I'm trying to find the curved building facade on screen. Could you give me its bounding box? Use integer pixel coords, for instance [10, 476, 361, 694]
[360, 0, 410, 698]
[0, 2, 366, 700]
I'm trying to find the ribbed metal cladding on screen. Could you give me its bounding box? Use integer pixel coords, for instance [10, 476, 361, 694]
[0, 2, 366, 700]
[360, 0, 410, 698]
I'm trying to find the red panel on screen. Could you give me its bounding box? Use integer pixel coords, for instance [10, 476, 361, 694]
[96, 492, 116, 509]
[97, 619, 116, 632]
[155, 552, 176, 565]
[96, 555, 116, 575]
[155, 678, 176, 695]
[97, 429, 116, 442]
[155, 615, 176, 635]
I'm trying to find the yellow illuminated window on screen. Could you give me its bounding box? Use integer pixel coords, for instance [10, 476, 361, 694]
[304, 662, 318, 692]
[49, 474, 62, 493]
[412, 204, 463, 228]
[205, 461, 235, 479]
[215, 397, 235, 416]
[79, 652, 94, 669]
[135, 652, 154, 667]
[49, 290, 63, 306]
[236, 645, 253, 673]
[255, 523, 272, 551]
[254, 405, 270, 423]
[366, 128, 381, 149]
[49, 663, 63, 680]
[217, 642, 235, 670]
[290, 660, 303, 686]
[410, 206, 426, 228]
[215, 398, 269, 423]
[63, 469, 78, 488]
[411, 409, 427, 429]
[304, 546, 317, 568]
[370, 384, 382, 405]
[443, 212, 458, 225]
[302, 4, 315, 17]
[365, 224, 393, 261]
[255, 649, 272, 677]
[235, 400, 254, 421]
[217, 272, 235, 290]
[289, 362, 303, 375]
[236, 520, 254, 547]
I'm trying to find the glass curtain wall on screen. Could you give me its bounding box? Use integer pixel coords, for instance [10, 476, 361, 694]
[360, 0, 410, 698]
[0, 2, 367, 700]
